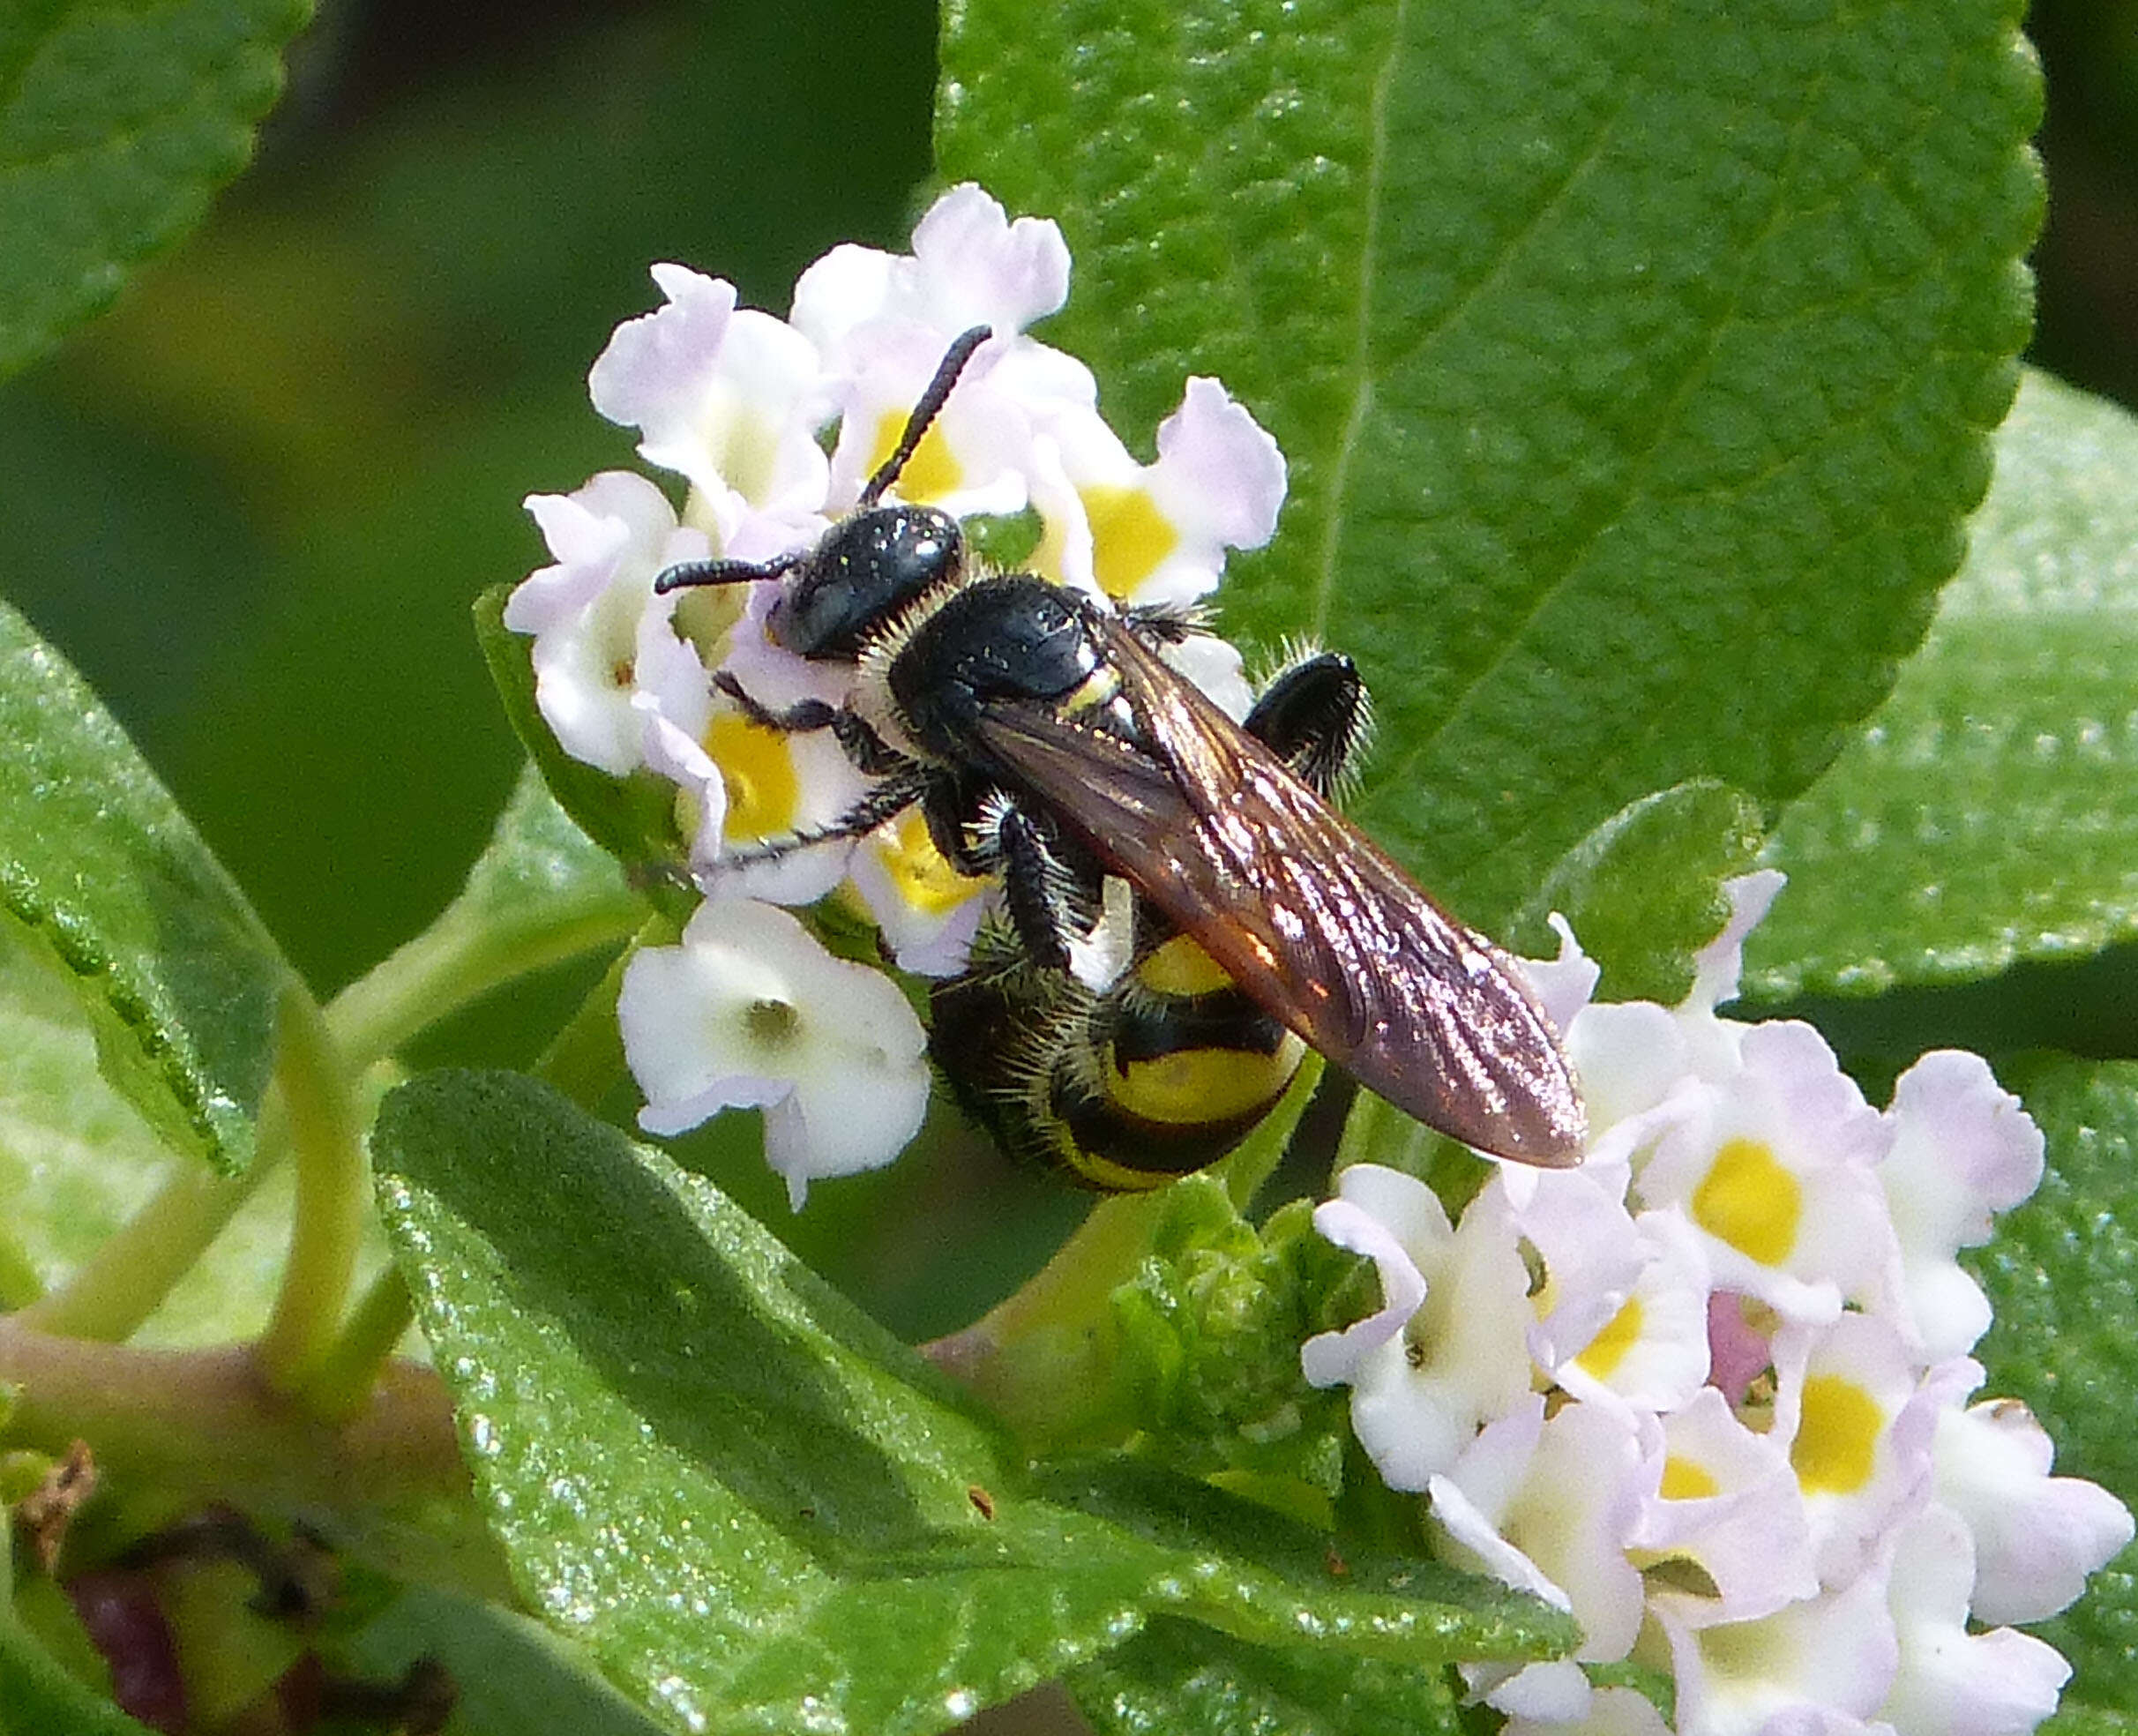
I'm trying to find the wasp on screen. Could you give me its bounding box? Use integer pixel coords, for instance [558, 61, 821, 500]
[654, 326, 1585, 1171]
[928, 649, 1372, 1188]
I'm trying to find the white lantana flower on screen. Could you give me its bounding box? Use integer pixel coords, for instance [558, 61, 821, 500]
[1658, 1560, 1899, 1736]
[791, 183, 1074, 366]
[1875, 1051, 2045, 1361]
[505, 472, 712, 774]
[1504, 1162, 1645, 1376]
[1155, 631, 1258, 722]
[1553, 1207, 1712, 1415]
[617, 899, 928, 1208]
[792, 184, 1101, 527]
[845, 811, 997, 977]
[1034, 376, 1288, 609]
[639, 698, 868, 906]
[822, 324, 1047, 520]
[1429, 1395, 1649, 1672]
[1877, 1501, 2071, 1736]
[1506, 1687, 1673, 1736]
[1629, 1386, 1820, 1627]
[1635, 1020, 1897, 1326]
[1930, 1373, 2134, 1625]
[1769, 1312, 1935, 1590]
[589, 265, 832, 543]
[1314, 872, 2128, 1736]
[1301, 1164, 1534, 1490]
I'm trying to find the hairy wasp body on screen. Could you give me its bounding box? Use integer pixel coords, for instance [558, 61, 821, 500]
[657, 327, 1586, 1174]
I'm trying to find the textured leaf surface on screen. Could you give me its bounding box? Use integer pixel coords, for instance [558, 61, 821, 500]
[1750, 374, 2138, 998]
[1972, 1055, 2138, 1711]
[939, 0, 2041, 927]
[1072, 1617, 1460, 1736]
[0, 599, 295, 1172]
[2043, 1709, 2138, 1736]
[1512, 780, 1765, 1005]
[0, 0, 310, 378]
[372, 1071, 1570, 1736]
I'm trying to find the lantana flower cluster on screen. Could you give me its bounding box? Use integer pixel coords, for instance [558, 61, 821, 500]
[505, 185, 1285, 1205]
[511, 189, 2128, 1731]
[1305, 873, 2133, 1735]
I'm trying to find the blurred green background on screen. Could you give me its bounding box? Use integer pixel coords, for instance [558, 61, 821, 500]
[0, 0, 2131, 1328]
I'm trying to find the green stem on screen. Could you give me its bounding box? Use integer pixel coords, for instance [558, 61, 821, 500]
[327, 900, 639, 1074]
[923, 1061, 1322, 1448]
[1214, 1054, 1323, 1211]
[11, 856, 637, 1351]
[303, 1267, 416, 1424]
[923, 1190, 1166, 1450]
[0, 1324, 509, 1604]
[257, 989, 367, 1398]
[10, 1151, 277, 1343]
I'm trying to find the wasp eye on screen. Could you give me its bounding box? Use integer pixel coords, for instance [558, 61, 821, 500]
[771, 505, 963, 659]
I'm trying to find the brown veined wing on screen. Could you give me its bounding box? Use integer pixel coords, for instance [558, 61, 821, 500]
[971, 614, 1586, 1168]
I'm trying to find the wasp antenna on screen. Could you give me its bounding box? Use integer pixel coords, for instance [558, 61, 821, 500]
[654, 552, 796, 595]
[859, 324, 994, 508]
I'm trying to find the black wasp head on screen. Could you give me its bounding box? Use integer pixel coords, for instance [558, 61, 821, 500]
[768, 503, 964, 661]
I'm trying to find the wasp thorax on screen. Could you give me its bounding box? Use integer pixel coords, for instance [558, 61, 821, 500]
[769, 505, 963, 661]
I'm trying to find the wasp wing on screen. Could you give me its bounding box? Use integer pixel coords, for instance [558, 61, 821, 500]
[972, 619, 1585, 1168]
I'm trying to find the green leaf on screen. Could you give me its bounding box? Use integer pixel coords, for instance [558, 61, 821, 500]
[1750, 373, 2138, 999]
[0, 596, 296, 1173]
[340, 1587, 669, 1736]
[1071, 1616, 1461, 1736]
[1110, 1188, 1356, 1511]
[1971, 1054, 2138, 1710]
[0, 0, 310, 380]
[1511, 780, 1765, 1005]
[372, 1070, 1572, 1735]
[0, 913, 297, 1341]
[473, 585, 691, 896]
[2044, 1708, 2138, 1736]
[1028, 1454, 1566, 1662]
[451, 762, 641, 946]
[0, 1565, 151, 1736]
[939, 0, 2041, 926]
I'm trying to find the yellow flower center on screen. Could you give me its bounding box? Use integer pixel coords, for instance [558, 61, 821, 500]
[1692, 1137, 1801, 1266]
[1659, 1455, 1721, 1500]
[1083, 483, 1180, 599]
[706, 711, 801, 842]
[1790, 1373, 1883, 1493]
[1574, 1296, 1645, 1379]
[870, 408, 963, 502]
[871, 812, 986, 916]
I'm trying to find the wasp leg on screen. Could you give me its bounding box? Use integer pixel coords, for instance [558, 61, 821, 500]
[710, 670, 837, 733]
[971, 800, 1133, 990]
[710, 671, 908, 775]
[1120, 600, 1210, 645]
[992, 805, 1076, 975]
[701, 764, 934, 879]
[1245, 650, 1372, 799]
